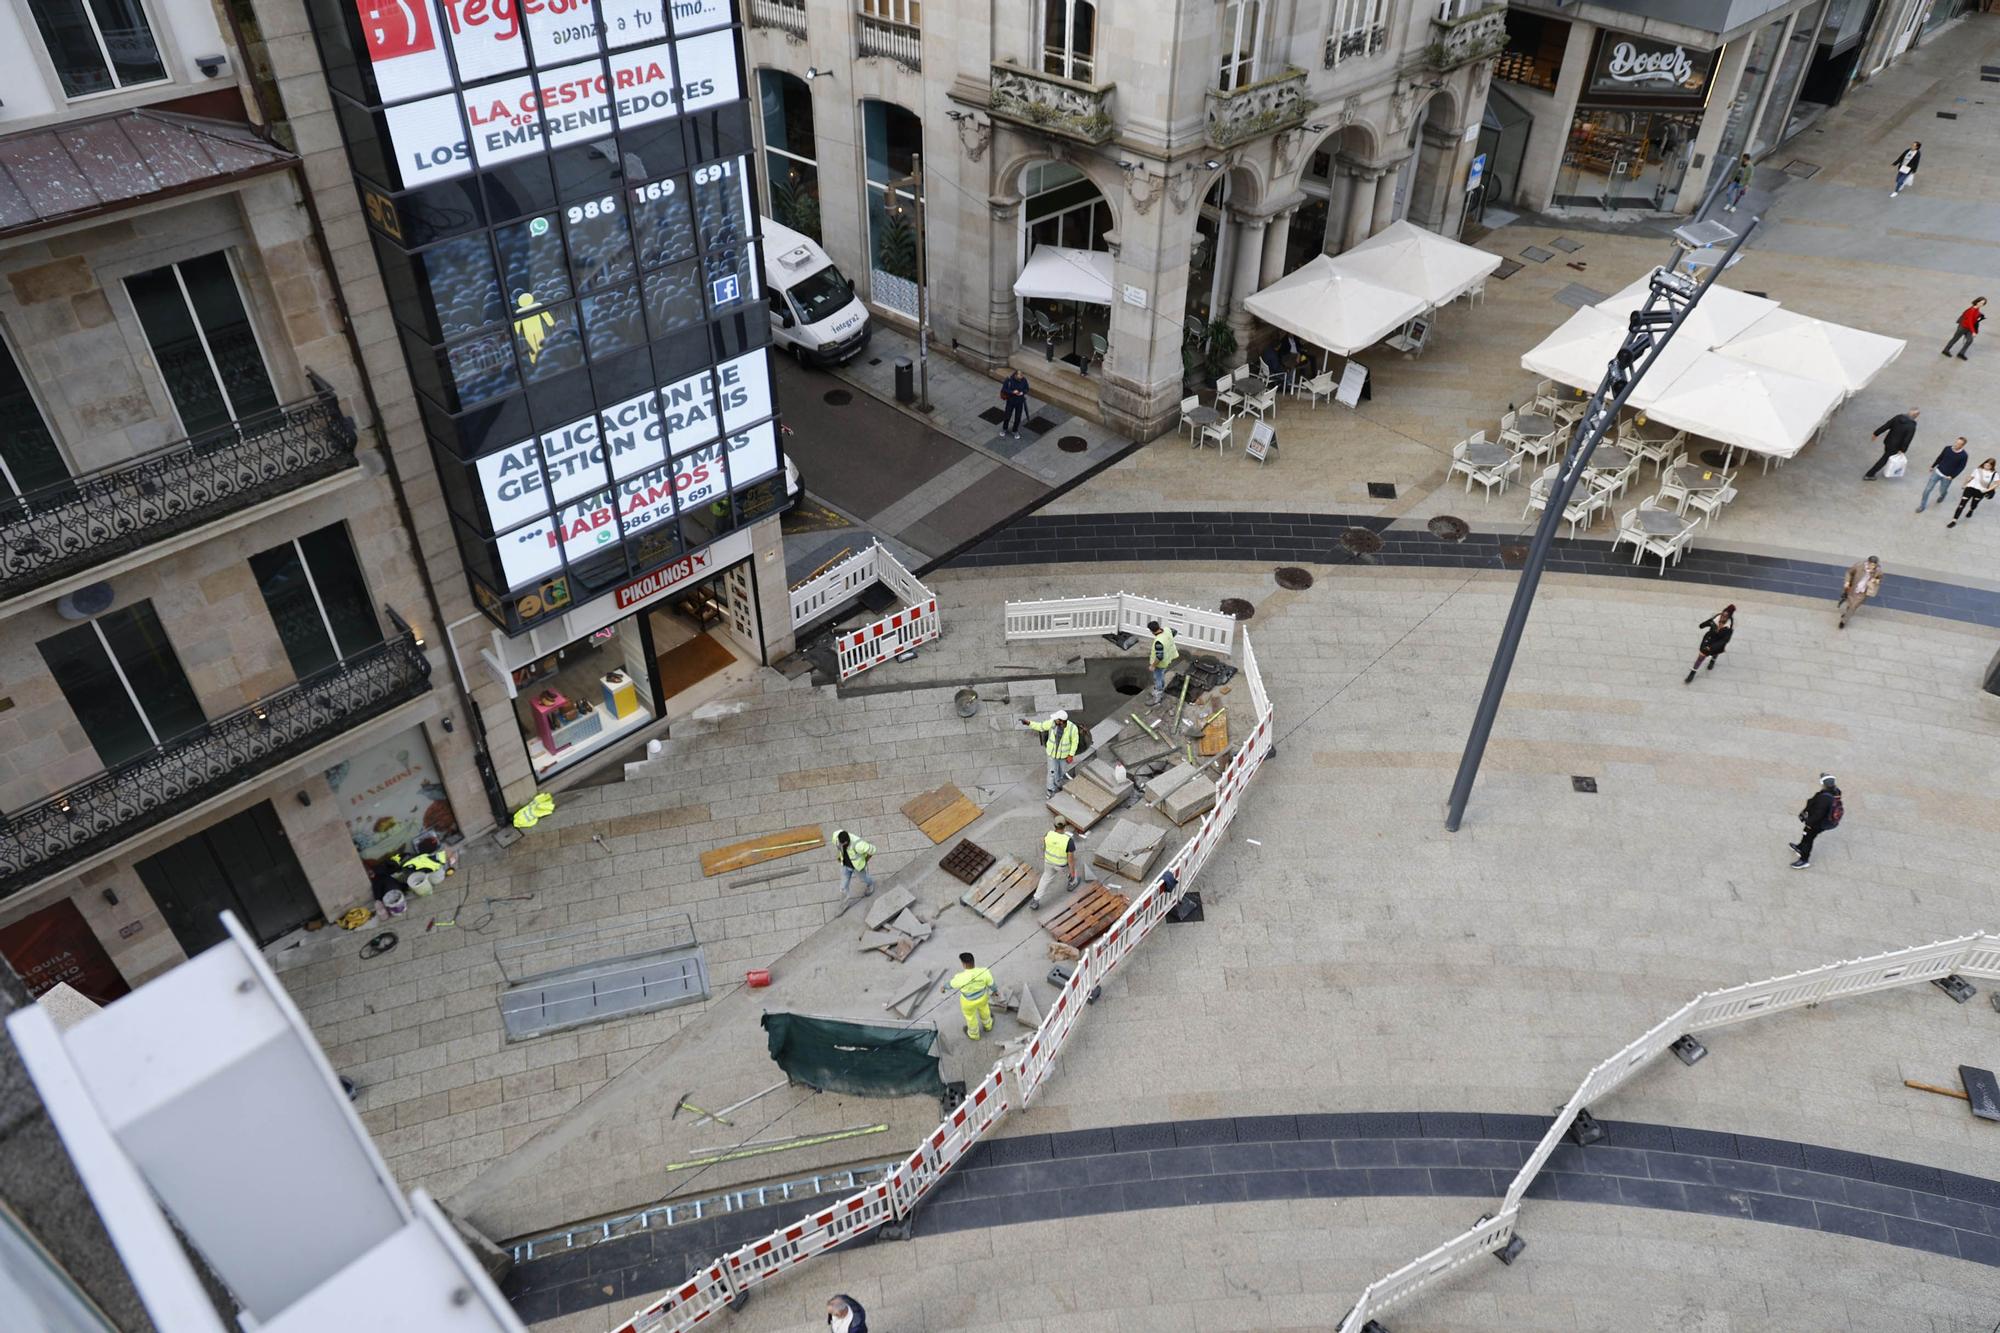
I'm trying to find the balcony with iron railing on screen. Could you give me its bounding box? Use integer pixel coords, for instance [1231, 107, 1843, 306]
[988, 62, 1117, 144]
[748, 0, 807, 39]
[856, 14, 921, 70]
[1206, 66, 1310, 148]
[1428, 1, 1508, 70]
[0, 629, 432, 898]
[0, 375, 357, 607]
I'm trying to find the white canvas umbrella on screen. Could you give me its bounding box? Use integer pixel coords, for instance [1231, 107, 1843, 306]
[1714, 308, 1905, 397]
[1243, 254, 1424, 357]
[1592, 270, 1777, 351]
[1012, 246, 1115, 304]
[1337, 218, 1504, 308]
[1519, 306, 1625, 391]
[1639, 353, 1846, 461]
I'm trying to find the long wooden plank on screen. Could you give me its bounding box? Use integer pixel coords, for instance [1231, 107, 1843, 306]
[917, 795, 982, 844]
[699, 825, 824, 877]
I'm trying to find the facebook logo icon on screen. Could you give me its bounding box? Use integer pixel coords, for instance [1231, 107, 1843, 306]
[710, 273, 741, 306]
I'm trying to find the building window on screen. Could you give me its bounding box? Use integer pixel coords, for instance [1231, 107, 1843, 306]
[37, 602, 205, 768]
[759, 71, 821, 240]
[125, 253, 280, 441]
[1326, 0, 1388, 68]
[1493, 11, 1567, 92]
[249, 523, 384, 679]
[0, 334, 69, 509]
[859, 0, 920, 26]
[862, 100, 924, 319]
[26, 0, 167, 99]
[1042, 0, 1097, 81]
[1218, 0, 1260, 91]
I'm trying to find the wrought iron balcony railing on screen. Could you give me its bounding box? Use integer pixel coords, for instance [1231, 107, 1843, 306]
[0, 377, 357, 604]
[0, 631, 431, 898]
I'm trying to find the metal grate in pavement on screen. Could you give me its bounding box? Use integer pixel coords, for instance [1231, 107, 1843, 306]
[939, 839, 996, 885]
[1492, 258, 1524, 279]
[1550, 236, 1583, 253]
[1782, 159, 1820, 178]
[1553, 282, 1607, 310]
[1936, 111, 1957, 119]
[1520, 245, 1553, 262]
[978, 406, 1005, 425]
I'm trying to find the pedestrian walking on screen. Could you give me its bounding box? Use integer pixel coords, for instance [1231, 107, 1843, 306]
[1949, 457, 1998, 528]
[1724, 154, 1753, 211]
[1683, 604, 1734, 684]
[1146, 618, 1178, 704]
[942, 952, 996, 1040]
[1891, 141, 1921, 196]
[1022, 708, 1081, 796]
[1837, 555, 1881, 629]
[1000, 368, 1030, 438]
[826, 1295, 868, 1333]
[1943, 296, 1987, 360]
[833, 829, 876, 901]
[1788, 773, 1843, 869]
[1036, 818, 1079, 907]
[1861, 408, 1920, 479]
[1916, 437, 1969, 513]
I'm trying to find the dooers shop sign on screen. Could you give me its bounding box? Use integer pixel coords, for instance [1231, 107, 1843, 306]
[1583, 32, 1714, 103]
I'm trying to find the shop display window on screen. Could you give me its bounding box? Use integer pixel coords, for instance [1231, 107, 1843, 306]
[509, 615, 658, 779]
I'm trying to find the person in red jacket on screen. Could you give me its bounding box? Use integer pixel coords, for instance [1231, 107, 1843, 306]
[1944, 296, 1986, 360]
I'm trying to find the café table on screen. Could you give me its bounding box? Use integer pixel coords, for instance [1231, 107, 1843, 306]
[1586, 445, 1634, 472]
[1513, 412, 1556, 439]
[1463, 441, 1512, 467]
[1636, 507, 1693, 537]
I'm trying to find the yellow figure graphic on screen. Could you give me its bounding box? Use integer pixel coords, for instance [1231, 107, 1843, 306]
[513, 292, 554, 364]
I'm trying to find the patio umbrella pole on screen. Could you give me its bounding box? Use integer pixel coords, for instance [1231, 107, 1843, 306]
[1445, 213, 1760, 832]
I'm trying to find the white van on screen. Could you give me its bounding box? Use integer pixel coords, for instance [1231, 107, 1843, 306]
[761, 219, 871, 367]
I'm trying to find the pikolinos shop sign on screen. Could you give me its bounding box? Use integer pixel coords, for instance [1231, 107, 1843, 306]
[1583, 30, 1715, 104]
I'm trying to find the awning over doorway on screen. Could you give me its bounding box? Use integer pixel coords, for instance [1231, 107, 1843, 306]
[1242, 257, 1424, 356]
[1012, 245, 1115, 305]
[1337, 219, 1504, 309]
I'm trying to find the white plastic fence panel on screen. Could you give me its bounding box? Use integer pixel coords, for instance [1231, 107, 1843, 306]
[835, 597, 940, 680]
[1335, 1208, 1519, 1333]
[789, 546, 878, 628]
[1684, 935, 1979, 1032]
[721, 1180, 895, 1294]
[874, 544, 929, 608]
[1117, 593, 1236, 657]
[1952, 938, 2000, 979]
[1242, 631, 1269, 721]
[1003, 595, 1123, 641]
[611, 1261, 734, 1333]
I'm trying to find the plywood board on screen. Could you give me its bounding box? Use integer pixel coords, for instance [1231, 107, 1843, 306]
[1038, 883, 1129, 948]
[1196, 712, 1229, 757]
[901, 783, 983, 844]
[962, 857, 1037, 926]
[700, 825, 824, 877]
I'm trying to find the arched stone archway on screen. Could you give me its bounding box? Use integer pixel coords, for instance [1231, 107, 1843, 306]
[1405, 91, 1464, 231]
[1008, 158, 1120, 369]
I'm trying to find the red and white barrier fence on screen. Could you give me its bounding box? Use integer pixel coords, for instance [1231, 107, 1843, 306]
[787, 542, 943, 681]
[835, 595, 940, 681]
[604, 625, 1276, 1333]
[1337, 929, 2000, 1332]
[1003, 591, 1238, 657]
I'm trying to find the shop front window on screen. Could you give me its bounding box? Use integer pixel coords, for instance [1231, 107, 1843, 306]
[1493, 11, 1567, 92]
[759, 70, 821, 241]
[1559, 109, 1699, 211]
[511, 615, 659, 779]
[862, 100, 924, 319]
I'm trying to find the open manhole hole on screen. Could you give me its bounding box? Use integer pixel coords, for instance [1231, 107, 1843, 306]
[1219, 598, 1255, 621]
[1111, 667, 1147, 696]
[822, 389, 852, 406]
[1428, 516, 1470, 542]
[1057, 435, 1088, 453]
[1274, 566, 1313, 590]
[1339, 528, 1383, 556]
[1499, 543, 1528, 568]
[1572, 775, 1598, 793]
[1366, 482, 1398, 500]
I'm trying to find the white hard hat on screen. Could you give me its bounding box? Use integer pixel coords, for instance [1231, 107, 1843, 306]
[1051, 709, 1068, 722]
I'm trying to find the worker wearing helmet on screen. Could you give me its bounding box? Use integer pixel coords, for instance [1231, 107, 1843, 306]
[1021, 708, 1080, 796]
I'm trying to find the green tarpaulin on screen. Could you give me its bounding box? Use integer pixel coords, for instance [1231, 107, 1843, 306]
[761, 1012, 945, 1099]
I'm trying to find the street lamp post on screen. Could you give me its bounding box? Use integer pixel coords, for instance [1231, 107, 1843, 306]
[889, 155, 931, 412]
[1443, 213, 1760, 832]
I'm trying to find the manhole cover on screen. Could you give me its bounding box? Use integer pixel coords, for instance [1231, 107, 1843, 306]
[823, 389, 852, 406]
[1428, 516, 1470, 542]
[1057, 435, 1088, 453]
[1499, 543, 1528, 568]
[1572, 776, 1598, 793]
[1111, 668, 1147, 695]
[1274, 566, 1313, 590]
[1339, 528, 1383, 556]
[1367, 482, 1397, 500]
[1219, 598, 1255, 621]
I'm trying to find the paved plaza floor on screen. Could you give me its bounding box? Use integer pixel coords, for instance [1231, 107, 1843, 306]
[262, 17, 2000, 1332]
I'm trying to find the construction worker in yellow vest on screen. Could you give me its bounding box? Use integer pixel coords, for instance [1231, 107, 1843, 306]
[1035, 818, 1078, 908]
[834, 829, 875, 902]
[1021, 708, 1080, 796]
[942, 951, 996, 1040]
[1146, 619, 1179, 704]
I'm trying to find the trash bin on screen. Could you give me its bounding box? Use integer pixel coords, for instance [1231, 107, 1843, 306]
[894, 357, 915, 404]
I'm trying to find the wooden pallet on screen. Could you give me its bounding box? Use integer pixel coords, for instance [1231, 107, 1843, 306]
[699, 825, 824, 877]
[1037, 883, 1129, 948]
[900, 783, 983, 844]
[962, 857, 1037, 926]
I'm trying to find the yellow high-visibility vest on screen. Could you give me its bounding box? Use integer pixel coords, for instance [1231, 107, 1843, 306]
[948, 967, 995, 1003]
[1043, 829, 1073, 866]
[1151, 628, 1179, 670]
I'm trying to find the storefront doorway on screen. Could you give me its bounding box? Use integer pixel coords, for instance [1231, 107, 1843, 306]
[135, 803, 318, 955]
[1558, 109, 1699, 210]
[644, 562, 760, 713]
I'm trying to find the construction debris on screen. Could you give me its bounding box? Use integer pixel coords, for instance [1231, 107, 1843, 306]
[1195, 708, 1230, 756]
[1047, 760, 1127, 831]
[855, 930, 900, 952]
[962, 857, 1037, 925]
[884, 967, 943, 1018]
[700, 826, 825, 877]
[1092, 819, 1167, 880]
[900, 783, 983, 844]
[1047, 942, 1081, 962]
[888, 909, 931, 941]
[863, 887, 917, 930]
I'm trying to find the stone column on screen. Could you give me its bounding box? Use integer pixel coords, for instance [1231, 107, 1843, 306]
[1226, 210, 1269, 348]
[1371, 161, 1404, 235]
[1259, 208, 1294, 286]
[974, 194, 1023, 368]
[1341, 169, 1378, 252]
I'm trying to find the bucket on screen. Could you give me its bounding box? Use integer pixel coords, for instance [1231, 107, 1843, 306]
[382, 889, 407, 916]
[745, 968, 772, 988]
[954, 688, 979, 718]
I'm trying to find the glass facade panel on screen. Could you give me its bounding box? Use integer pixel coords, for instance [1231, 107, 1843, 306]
[0, 336, 69, 500]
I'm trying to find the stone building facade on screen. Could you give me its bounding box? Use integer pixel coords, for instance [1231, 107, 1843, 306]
[743, 0, 1502, 437]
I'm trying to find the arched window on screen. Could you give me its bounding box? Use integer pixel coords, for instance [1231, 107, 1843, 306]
[758, 70, 820, 241]
[862, 100, 924, 318]
[1042, 0, 1096, 82]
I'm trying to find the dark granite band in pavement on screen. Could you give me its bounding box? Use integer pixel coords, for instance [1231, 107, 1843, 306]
[945, 511, 2000, 631]
[503, 1112, 2000, 1322]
